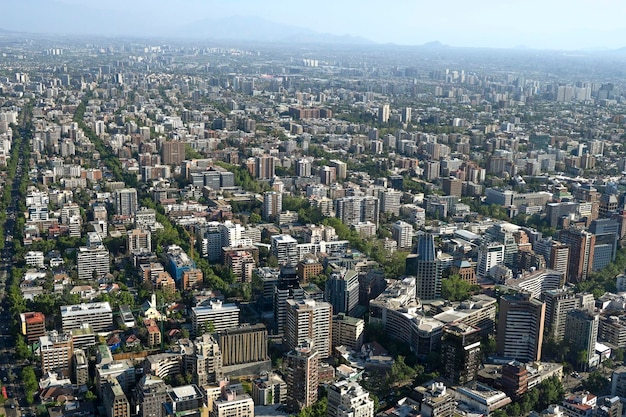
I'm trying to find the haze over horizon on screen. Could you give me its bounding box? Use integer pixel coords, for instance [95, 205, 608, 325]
[4, 0, 626, 51]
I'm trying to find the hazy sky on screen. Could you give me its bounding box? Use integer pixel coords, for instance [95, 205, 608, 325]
[4, 0, 626, 50]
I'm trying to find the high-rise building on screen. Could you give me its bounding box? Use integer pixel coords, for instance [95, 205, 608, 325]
[558, 228, 595, 283]
[77, 245, 110, 281]
[496, 293, 545, 362]
[335, 196, 380, 228]
[379, 189, 402, 216]
[406, 233, 444, 300]
[190, 334, 224, 386]
[263, 191, 282, 221]
[133, 374, 169, 417]
[378, 104, 390, 123]
[327, 380, 374, 417]
[565, 309, 599, 369]
[329, 160, 347, 180]
[442, 177, 462, 197]
[61, 302, 113, 333]
[271, 234, 298, 266]
[127, 229, 151, 254]
[325, 269, 360, 315]
[285, 299, 332, 357]
[161, 141, 187, 166]
[256, 155, 275, 179]
[114, 188, 138, 216]
[73, 348, 89, 386]
[103, 378, 130, 417]
[424, 161, 441, 181]
[332, 314, 365, 351]
[477, 242, 505, 278]
[286, 342, 319, 411]
[392, 220, 414, 249]
[191, 300, 240, 336]
[40, 330, 74, 375]
[296, 158, 312, 177]
[215, 324, 268, 367]
[544, 289, 594, 342]
[441, 323, 482, 385]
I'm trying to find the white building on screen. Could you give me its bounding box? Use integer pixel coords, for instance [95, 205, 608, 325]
[392, 220, 414, 249]
[327, 380, 374, 417]
[25, 251, 45, 268]
[61, 302, 113, 333]
[191, 300, 240, 336]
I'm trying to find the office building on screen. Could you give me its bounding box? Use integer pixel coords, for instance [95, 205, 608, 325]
[327, 380, 374, 417]
[565, 309, 599, 369]
[406, 233, 445, 300]
[496, 293, 545, 362]
[20, 311, 45, 343]
[325, 269, 360, 315]
[215, 324, 268, 367]
[161, 141, 186, 166]
[285, 299, 333, 357]
[392, 220, 414, 249]
[424, 161, 441, 181]
[61, 302, 113, 333]
[114, 188, 138, 216]
[166, 245, 196, 283]
[441, 323, 482, 385]
[558, 228, 595, 283]
[332, 314, 365, 351]
[534, 239, 570, 282]
[40, 330, 74, 375]
[77, 245, 110, 281]
[286, 342, 319, 411]
[103, 378, 130, 417]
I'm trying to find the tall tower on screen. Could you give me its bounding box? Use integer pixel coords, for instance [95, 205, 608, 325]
[286, 342, 319, 412]
[441, 323, 482, 385]
[565, 309, 599, 369]
[558, 228, 595, 283]
[378, 104, 390, 123]
[285, 299, 332, 357]
[496, 293, 545, 362]
[262, 191, 282, 221]
[325, 270, 359, 315]
[406, 233, 444, 300]
[114, 188, 138, 216]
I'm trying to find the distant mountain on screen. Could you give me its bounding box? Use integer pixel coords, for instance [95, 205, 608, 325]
[420, 41, 448, 48]
[171, 16, 373, 45]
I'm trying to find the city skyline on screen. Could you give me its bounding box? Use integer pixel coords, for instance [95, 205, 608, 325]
[3, 0, 626, 50]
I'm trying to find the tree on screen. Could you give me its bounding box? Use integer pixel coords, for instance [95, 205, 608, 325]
[85, 390, 97, 401]
[582, 371, 609, 395]
[441, 274, 471, 301]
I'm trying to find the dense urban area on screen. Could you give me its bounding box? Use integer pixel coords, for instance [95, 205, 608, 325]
[3, 30, 626, 417]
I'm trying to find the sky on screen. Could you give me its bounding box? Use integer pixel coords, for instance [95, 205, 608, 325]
[4, 0, 626, 50]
